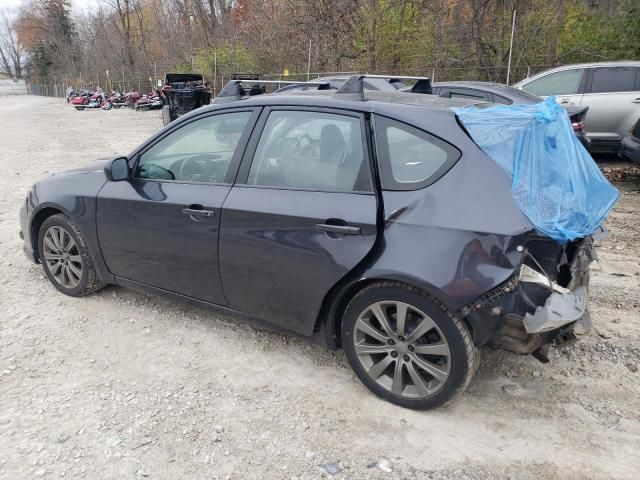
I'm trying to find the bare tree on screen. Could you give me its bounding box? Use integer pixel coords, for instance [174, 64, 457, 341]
[0, 9, 24, 78]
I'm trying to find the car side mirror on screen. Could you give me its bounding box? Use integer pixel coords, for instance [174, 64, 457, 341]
[105, 157, 129, 181]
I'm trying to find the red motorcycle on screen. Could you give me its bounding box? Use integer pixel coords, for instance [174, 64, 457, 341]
[71, 91, 112, 111]
[135, 89, 163, 111]
[125, 90, 141, 107]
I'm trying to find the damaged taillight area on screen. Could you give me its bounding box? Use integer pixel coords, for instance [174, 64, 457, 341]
[464, 234, 597, 362]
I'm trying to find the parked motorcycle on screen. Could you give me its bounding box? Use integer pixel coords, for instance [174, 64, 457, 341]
[108, 90, 128, 108]
[125, 90, 142, 107]
[135, 90, 163, 111]
[71, 91, 113, 111]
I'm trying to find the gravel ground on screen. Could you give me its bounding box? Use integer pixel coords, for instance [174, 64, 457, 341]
[1, 95, 639, 480]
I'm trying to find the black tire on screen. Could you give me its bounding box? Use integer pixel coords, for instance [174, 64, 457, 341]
[341, 281, 478, 410]
[74, 106, 85, 111]
[37, 214, 105, 297]
[162, 105, 171, 126]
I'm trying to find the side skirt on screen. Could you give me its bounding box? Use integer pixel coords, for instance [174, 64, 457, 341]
[113, 276, 328, 348]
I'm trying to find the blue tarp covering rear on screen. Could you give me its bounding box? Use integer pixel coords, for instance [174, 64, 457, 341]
[453, 96, 619, 243]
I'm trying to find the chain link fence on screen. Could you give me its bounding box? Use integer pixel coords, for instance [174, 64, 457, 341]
[26, 63, 561, 99]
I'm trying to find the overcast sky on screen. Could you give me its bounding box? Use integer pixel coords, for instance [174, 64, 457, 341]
[1, 0, 99, 14]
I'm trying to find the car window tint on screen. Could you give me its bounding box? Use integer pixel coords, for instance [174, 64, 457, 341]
[449, 89, 488, 101]
[492, 93, 513, 105]
[247, 110, 369, 192]
[136, 111, 251, 183]
[375, 116, 459, 189]
[523, 68, 585, 96]
[590, 67, 636, 93]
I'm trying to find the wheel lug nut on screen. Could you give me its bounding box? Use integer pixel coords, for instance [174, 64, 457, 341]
[398, 336, 405, 342]
[387, 339, 395, 345]
[403, 355, 410, 362]
[408, 345, 415, 352]
[390, 351, 398, 358]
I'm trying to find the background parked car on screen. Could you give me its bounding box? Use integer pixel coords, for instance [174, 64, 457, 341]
[431, 81, 591, 151]
[273, 75, 407, 93]
[513, 61, 640, 153]
[619, 118, 640, 163]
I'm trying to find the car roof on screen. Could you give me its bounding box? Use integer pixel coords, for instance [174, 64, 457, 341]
[432, 81, 542, 102]
[513, 61, 640, 86]
[278, 76, 405, 92]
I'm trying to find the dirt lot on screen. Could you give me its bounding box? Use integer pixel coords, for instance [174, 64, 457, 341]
[0, 95, 639, 480]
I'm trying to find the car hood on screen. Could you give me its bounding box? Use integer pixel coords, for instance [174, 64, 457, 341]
[49, 158, 111, 177]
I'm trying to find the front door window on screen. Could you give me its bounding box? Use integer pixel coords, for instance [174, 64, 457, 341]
[523, 69, 585, 96]
[136, 111, 252, 183]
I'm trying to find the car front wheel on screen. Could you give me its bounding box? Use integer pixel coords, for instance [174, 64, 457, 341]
[37, 214, 105, 297]
[341, 281, 478, 410]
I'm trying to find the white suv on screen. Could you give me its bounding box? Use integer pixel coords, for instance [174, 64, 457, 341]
[513, 61, 640, 153]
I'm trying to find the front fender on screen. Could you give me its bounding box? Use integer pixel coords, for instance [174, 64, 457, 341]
[25, 171, 113, 284]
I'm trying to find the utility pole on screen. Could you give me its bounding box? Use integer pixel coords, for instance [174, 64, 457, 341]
[506, 9, 516, 85]
[307, 39, 312, 81]
[213, 51, 217, 95]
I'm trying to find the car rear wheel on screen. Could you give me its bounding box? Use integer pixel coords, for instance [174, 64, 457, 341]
[38, 214, 105, 297]
[341, 281, 478, 409]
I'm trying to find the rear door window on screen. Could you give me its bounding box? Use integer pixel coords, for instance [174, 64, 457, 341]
[589, 67, 637, 93]
[374, 115, 460, 190]
[523, 68, 585, 96]
[246, 110, 371, 192]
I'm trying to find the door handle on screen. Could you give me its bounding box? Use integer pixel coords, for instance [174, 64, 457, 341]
[316, 223, 361, 235]
[633, 98, 640, 104]
[182, 205, 214, 217]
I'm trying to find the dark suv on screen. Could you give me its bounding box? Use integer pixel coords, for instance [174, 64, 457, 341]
[161, 73, 212, 126]
[19, 77, 595, 409]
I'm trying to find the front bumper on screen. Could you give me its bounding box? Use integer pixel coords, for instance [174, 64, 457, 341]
[19, 197, 37, 263]
[619, 134, 640, 164]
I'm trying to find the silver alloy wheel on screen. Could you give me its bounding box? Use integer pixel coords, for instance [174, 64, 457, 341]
[42, 226, 83, 289]
[353, 301, 451, 398]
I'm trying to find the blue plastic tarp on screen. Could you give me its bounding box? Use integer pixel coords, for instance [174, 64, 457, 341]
[453, 96, 619, 243]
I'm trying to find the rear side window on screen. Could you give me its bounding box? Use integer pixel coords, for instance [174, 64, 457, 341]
[374, 115, 460, 190]
[492, 93, 513, 105]
[589, 67, 637, 93]
[523, 68, 585, 96]
[448, 89, 490, 101]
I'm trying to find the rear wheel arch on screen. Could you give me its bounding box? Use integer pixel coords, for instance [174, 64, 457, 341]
[320, 275, 467, 349]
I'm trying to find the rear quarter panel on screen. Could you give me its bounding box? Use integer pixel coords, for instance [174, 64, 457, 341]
[361, 104, 533, 311]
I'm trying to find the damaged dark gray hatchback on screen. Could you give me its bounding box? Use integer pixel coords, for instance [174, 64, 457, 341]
[19, 77, 594, 409]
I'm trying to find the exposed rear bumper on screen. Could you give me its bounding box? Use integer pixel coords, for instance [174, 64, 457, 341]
[468, 235, 596, 356]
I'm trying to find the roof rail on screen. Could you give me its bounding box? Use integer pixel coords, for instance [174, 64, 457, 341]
[213, 79, 330, 104]
[334, 74, 432, 100]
